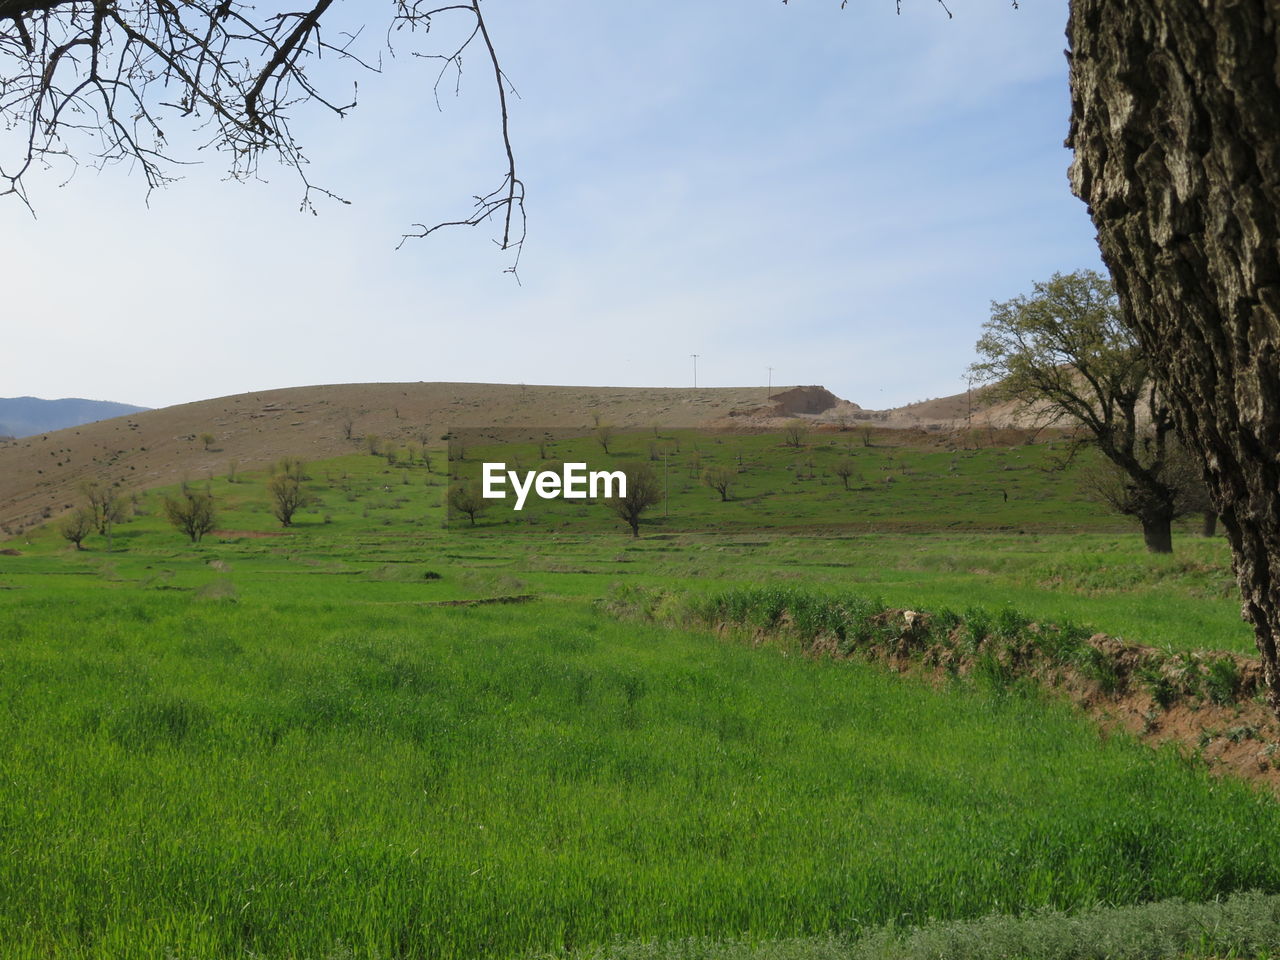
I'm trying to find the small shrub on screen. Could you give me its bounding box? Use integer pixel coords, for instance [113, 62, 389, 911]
[992, 606, 1029, 642]
[1205, 656, 1242, 705]
[1136, 664, 1178, 709]
[1078, 646, 1121, 695]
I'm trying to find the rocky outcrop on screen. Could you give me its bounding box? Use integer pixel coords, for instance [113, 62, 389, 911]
[766, 386, 845, 416]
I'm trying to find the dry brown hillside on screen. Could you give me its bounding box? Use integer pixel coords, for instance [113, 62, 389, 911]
[0, 379, 1056, 534]
[0, 382, 846, 532]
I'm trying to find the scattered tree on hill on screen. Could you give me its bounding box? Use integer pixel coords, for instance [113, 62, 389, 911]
[81, 481, 121, 535]
[784, 421, 809, 449]
[595, 424, 616, 455]
[199, 433, 215, 451]
[834, 459, 857, 491]
[81, 480, 128, 548]
[971, 270, 1187, 554]
[275, 458, 306, 481]
[1081, 447, 1206, 545]
[702, 466, 735, 502]
[448, 481, 486, 527]
[605, 463, 662, 537]
[1160, 441, 1219, 538]
[365, 434, 382, 456]
[268, 461, 309, 527]
[163, 491, 217, 543]
[59, 509, 92, 550]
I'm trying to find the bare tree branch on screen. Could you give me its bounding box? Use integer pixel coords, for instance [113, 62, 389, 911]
[395, 0, 523, 277]
[0, 0, 521, 269]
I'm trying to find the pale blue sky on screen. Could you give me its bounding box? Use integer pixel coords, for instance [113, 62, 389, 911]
[2, 0, 1100, 410]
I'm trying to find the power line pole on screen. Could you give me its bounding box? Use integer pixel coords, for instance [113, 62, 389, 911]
[767, 366, 773, 398]
[691, 354, 700, 389]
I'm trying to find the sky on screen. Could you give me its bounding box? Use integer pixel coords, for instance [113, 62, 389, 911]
[1, 0, 1103, 411]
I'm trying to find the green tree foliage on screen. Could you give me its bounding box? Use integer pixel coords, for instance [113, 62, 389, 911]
[605, 463, 663, 537]
[971, 270, 1193, 554]
[448, 481, 486, 527]
[59, 508, 92, 550]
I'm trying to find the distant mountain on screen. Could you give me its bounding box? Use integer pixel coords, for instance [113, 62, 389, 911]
[0, 396, 150, 439]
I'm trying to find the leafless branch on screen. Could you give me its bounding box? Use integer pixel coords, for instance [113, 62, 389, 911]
[395, 0, 523, 276]
[0, 0, 522, 271]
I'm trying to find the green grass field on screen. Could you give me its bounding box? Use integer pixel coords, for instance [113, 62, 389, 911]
[0, 429, 1271, 958]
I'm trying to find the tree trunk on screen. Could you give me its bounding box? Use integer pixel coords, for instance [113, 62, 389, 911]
[1067, 0, 1280, 715]
[1140, 514, 1174, 555]
[1202, 511, 1218, 538]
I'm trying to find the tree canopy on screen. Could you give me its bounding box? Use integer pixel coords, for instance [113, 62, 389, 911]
[971, 270, 1188, 552]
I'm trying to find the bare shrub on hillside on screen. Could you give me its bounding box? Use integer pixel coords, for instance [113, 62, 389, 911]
[59, 509, 92, 550]
[163, 492, 216, 543]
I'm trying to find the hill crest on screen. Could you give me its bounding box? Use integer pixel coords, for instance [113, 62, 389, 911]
[0, 396, 149, 439]
[0, 380, 1030, 534]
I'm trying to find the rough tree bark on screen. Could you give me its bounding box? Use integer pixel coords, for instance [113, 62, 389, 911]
[1141, 513, 1174, 555]
[1067, 1, 1280, 715]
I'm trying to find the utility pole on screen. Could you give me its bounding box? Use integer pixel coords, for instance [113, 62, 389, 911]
[691, 354, 700, 389]
[767, 366, 773, 399]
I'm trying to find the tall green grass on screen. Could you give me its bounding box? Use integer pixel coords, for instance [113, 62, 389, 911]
[4, 595, 1280, 958]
